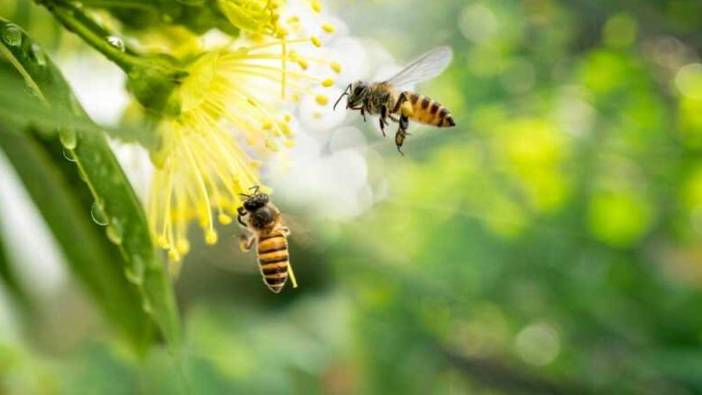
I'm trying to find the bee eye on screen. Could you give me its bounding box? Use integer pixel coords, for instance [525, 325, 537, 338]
[353, 86, 363, 95]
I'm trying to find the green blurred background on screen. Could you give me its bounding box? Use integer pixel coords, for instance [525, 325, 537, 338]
[4, 0, 702, 394]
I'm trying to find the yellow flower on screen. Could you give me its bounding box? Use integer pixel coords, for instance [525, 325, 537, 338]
[218, 0, 286, 37]
[147, 38, 336, 265]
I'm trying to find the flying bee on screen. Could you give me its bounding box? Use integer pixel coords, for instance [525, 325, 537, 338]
[237, 186, 297, 294]
[333, 46, 456, 154]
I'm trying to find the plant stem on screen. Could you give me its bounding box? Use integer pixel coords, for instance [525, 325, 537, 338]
[39, 0, 142, 72]
[37, 0, 187, 112]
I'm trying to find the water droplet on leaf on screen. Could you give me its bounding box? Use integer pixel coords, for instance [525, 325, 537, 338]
[29, 43, 46, 67]
[124, 256, 145, 286]
[141, 297, 153, 314]
[1, 24, 22, 47]
[90, 201, 108, 226]
[106, 35, 125, 52]
[62, 148, 76, 162]
[106, 218, 124, 244]
[58, 128, 77, 149]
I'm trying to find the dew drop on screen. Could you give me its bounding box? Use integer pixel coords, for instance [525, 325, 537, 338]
[90, 201, 108, 226]
[106, 218, 124, 245]
[58, 128, 77, 150]
[141, 297, 153, 314]
[29, 43, 46, 67]
[124, 256, 145, 286]
[106, 35, 125, 52]
[62, 148, 76, 162]
[1, 24, 22, 47]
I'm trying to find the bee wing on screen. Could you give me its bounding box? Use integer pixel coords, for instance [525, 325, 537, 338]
[279, 213, 315, 248]
[384, 46, 453, 89]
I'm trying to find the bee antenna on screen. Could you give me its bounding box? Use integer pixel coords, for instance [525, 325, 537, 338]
[333, 84, 351, 111]
[249, 185, 260, 194]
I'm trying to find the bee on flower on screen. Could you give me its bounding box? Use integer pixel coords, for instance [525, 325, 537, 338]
[145, 0, 342, 270]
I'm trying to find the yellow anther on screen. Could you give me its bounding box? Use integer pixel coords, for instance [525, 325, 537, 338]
[316, 95, 329, 105]
[280, 122, 293, 136]
[205, 229, 218, 245]
[168, 249, 181, 262]
[322, 23, 336, 33]
[330, 61, 342, 73]
[275, 27, 288, 38]
[311, 36, 322, 47]
[297, 58, 309, 70]
[176, 239, 190, 255]
[265, 139, 280, 152]
[311, 0, 322, 13]
[218, 213, 232, 224]
[322, 78, 334, 87]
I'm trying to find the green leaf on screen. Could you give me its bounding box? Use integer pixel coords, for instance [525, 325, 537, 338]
[0, 63, 159, 148]
[0, 219, 32, 313]
[0, 129, 155, 351]
[0, 19, 180, 351]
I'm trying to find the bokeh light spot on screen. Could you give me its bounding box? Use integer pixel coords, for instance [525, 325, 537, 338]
[603, 14, 637, 48]
[459, 4, 498, 44]
[588, 191, 653, 247]
[675, 63, 702, 100]
[514, 322, 560, 366]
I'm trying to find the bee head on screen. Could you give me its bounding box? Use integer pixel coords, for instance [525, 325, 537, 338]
[347, 81, 368, 107]
[334, 81, 367, 110]
[242, 192, 269, 212]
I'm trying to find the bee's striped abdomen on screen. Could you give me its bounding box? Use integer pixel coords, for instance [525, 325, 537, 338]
[256, 229, 290, 293]
[407, 93, 455, 128]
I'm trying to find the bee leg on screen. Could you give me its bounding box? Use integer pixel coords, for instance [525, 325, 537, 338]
[388, 114, 400, 122]
[278, 226, 291, 236]
[391, 92, 410, 114]
[239, 233, 255, 252]
[360, 107, 367, 123]
[237, 207, 247, 227]
[395, 115, 410, 156]
[379, 106, 388, 137]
